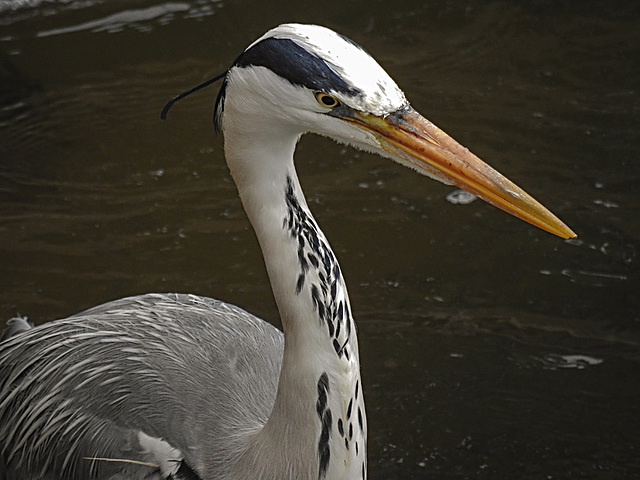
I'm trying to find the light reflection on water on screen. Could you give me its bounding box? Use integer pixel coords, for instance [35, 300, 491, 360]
[1, 1, 639, 478]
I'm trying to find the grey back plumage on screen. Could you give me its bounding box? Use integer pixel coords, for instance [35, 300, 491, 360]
[0, 293, 284, 480]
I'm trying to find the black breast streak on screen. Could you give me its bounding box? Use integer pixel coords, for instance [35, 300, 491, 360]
[283, 176, 351, 358]
[316, 372, 332, 478]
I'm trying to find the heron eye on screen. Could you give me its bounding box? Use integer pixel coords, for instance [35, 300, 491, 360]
[315, 92, 340, 108]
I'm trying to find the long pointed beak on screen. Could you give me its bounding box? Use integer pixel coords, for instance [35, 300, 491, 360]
[345, 108, 576, 239]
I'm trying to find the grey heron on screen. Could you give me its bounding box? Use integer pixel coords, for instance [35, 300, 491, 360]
[0, 23, 575, 480]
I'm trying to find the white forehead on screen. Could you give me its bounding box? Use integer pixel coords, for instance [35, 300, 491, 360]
[249, 23, 408, 115]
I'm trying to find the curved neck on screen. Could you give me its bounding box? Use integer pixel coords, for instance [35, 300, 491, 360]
[223, 115, 367, 479]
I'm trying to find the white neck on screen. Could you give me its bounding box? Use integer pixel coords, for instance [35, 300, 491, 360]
[222, 83, 366, 480]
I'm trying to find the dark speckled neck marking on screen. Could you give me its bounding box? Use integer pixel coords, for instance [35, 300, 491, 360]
[283, 175, 366, 479]
[316, 372, 332, 478]
[283, 176, 354, 359]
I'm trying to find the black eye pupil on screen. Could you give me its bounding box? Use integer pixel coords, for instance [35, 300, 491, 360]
[319, 94, 337, 107]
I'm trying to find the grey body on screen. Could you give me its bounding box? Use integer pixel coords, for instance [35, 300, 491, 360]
[0, 293, 283, 479]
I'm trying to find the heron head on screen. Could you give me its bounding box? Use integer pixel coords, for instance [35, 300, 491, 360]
[163, 23, 575, 239]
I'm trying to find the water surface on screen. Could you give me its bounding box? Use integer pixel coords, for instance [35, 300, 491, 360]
[1, 1, 639, 478]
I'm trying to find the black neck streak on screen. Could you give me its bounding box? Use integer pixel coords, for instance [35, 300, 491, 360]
[283, 176, 353, 361]
[316, 372, 331, 478]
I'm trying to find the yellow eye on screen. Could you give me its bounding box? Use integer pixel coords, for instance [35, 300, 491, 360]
[315, 92, 340, 108]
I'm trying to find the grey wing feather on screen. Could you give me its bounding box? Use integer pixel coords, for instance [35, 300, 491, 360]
[0, 316, 33, 342]
[0, 293, 284, 480]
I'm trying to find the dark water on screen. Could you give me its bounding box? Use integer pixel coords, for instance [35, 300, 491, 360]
[1, 1, 639, 478]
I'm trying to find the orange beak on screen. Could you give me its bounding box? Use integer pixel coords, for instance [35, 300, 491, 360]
[345, 108, 576, 239]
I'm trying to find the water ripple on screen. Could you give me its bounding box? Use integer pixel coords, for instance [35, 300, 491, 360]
[37, 3, 191, 37]
[1, 0, 223, 30]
